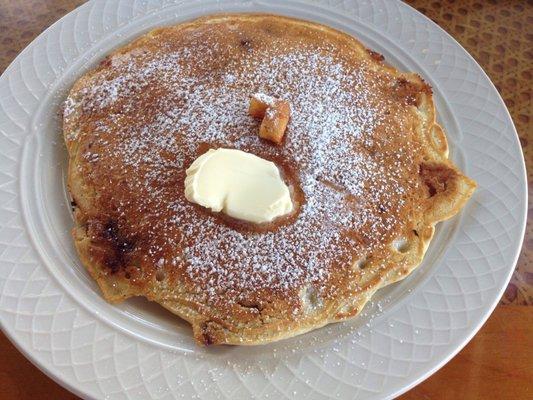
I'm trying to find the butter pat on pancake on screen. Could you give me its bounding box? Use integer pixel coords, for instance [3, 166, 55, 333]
[185, 148, 293, 224]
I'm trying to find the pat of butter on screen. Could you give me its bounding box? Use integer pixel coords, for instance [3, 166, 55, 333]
[185, 148, 293, 223]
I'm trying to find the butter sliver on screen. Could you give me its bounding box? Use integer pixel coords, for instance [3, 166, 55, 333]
[185, 148, 293, 224]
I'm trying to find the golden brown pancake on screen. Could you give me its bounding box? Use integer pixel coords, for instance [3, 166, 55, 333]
[63, 14, 476, 345]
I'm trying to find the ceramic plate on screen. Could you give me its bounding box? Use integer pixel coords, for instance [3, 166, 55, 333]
[0, 1, 526, 399]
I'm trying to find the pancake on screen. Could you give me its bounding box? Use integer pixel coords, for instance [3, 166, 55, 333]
[63, 14, 476, 345]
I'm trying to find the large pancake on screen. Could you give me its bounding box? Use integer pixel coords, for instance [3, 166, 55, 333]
[63, 14, 476, 345]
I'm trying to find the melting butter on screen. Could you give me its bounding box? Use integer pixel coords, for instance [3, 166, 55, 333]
[185, 148, 293, 223]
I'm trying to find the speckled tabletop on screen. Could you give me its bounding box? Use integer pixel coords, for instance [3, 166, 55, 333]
[0, 1, 531, 399]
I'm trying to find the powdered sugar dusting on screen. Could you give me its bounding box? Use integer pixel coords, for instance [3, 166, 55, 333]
[252, 92, 275, 107]
[66, 24, 421, 305]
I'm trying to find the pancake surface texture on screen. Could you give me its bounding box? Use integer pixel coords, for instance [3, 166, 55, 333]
[64, 14, 476, 345]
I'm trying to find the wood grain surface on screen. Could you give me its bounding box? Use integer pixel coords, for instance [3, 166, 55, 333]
[0, 0, 531, 399]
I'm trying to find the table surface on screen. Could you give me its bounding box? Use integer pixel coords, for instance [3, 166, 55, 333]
[0, 0, 531, 399]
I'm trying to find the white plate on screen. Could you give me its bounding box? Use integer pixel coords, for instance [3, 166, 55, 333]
[0, 0, 526, 399]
